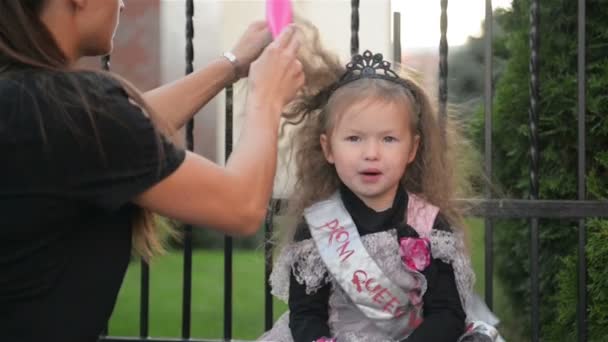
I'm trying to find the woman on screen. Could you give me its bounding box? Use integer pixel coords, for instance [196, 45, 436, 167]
[0, 1, 304, 341]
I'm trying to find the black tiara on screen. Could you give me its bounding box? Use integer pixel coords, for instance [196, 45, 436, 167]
[330, 50, 406, 92]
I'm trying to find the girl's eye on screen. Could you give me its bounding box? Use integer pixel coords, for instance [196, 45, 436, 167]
[346, 136, 361, 142]
[384, 136, 398, 143]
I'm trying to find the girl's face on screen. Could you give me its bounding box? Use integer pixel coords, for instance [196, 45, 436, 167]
[75, 0, 124, 57]
[320, 98, 420, 211]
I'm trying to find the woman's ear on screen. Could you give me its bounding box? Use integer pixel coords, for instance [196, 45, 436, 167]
[320, 134, 335, 164]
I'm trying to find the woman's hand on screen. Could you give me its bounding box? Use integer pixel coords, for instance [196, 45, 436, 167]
[134, 26, 303, 237]
[247, 25, 304, 118]
[231, 21, 273, 79]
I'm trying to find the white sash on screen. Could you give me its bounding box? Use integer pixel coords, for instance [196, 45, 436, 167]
[304, 192, 423, 339]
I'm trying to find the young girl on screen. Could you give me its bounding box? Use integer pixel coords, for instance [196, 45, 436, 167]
[259, 27, 500, 342]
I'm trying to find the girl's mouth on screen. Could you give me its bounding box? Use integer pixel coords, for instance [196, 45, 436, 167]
[360, 169, 382, 182]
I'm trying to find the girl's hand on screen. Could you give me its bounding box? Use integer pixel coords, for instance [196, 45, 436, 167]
[230, 21, 272, 79]
[247, 25, 304, 117]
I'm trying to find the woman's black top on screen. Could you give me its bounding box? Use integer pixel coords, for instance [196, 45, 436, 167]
[0, 70, 185, 342]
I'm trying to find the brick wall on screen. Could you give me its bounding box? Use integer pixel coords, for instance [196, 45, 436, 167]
[80, 0, 160, 91]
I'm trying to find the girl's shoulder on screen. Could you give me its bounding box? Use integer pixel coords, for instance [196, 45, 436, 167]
[293, 219, 312, 242]
[432, 212, 453, 233]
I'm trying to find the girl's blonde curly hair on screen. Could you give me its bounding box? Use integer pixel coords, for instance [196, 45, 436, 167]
[275, 22, 479, 245]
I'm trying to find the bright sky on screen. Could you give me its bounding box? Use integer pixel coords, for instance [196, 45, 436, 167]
[392, 0, 512, 49]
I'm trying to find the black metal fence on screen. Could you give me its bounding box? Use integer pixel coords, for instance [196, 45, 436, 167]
[98, 1, 607, 341]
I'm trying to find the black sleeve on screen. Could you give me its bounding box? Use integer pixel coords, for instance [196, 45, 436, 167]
[289, 221, 331, 342]
[46, 72, 185, 212]
[293, 220, 312, 241]
[288, 271, 331, 342]
[402, 260, 465, 342]
[402, 213, 466, 342]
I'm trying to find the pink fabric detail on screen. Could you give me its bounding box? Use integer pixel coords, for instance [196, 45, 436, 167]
[314, 337, 336, 342]
[408, 290, 423, 306]
[406, 192, 439, 237]
[399, 237, 431, 272]
[407, 310, 424, 330]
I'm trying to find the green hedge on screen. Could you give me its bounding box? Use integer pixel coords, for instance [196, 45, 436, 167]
[548, 220, 608, 341]
[470, 0, 608, 339]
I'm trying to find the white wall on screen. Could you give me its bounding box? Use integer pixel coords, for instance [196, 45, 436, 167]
[160, 0, 223, 155]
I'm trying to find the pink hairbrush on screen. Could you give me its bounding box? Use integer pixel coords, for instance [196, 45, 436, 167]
[266, 0, 293, 38]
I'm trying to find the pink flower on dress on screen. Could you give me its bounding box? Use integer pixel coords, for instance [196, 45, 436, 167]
[399, 237, 431, 272]
[315, 337, 336, 342]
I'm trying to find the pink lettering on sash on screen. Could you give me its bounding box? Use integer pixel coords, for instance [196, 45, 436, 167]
[351, 269, 403, 317]
[315, 219, 355, 262]
[315, 218, 406, 318]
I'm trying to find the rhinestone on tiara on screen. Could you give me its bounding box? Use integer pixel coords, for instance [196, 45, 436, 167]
[331, 50, 404, 91]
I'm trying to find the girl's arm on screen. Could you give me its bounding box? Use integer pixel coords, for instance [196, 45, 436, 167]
[289, 272, 331, 342]
[288, 222, 332, 342]
[401, 259, 466, 342]
[401, 216, 466, 342]
[142, 21, 270, 131]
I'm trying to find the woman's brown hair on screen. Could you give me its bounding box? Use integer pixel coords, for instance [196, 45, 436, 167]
[0, 0, 175, 260]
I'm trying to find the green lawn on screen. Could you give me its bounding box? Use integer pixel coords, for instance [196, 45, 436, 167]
[108, 249, 288, 339]
[107, 219, 522, 340]
[468, 221, 527, 341]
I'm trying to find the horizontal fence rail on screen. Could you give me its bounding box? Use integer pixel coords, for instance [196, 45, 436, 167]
[461, 199, 607, 219]
[265, 199, 608, 219]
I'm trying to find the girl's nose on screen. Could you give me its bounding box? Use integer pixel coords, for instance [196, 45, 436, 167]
[363, 140, 380, 161]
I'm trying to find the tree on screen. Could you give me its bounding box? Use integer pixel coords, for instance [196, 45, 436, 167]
[470, 0, 608, 339]
[448, 8, 510, 110]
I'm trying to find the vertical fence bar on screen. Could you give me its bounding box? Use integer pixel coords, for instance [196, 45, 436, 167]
[264, 200, 278, 330]
[576, 0, 587, 340]
[350, 0, 359, 55]
[438, 0, 448, 133]
[182, 0, 195, 338]
[393, 12, 402, 64]
[224, 83, 234, 340]
[140, 262, 150, 338]
[528, 0, 541, 341]
[483, 0, 494, 311]
[184, 4, 195, 149]
[181, 234, 193, 339]
[224, 86, 233, 161]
